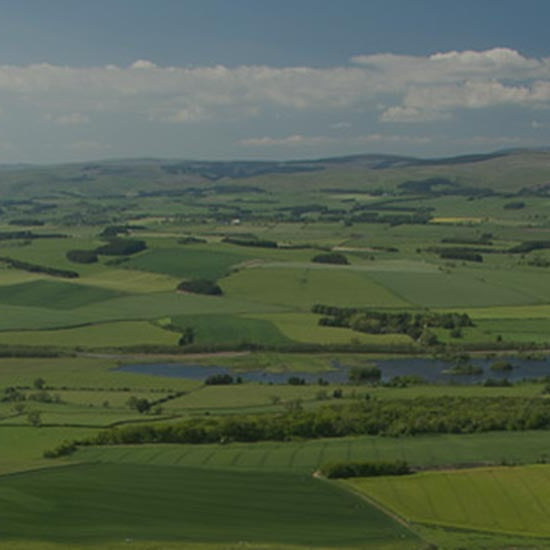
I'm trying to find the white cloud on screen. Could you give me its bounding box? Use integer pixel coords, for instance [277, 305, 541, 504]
[0, 48, 548, 130]
[380, 106, 451, 123]
[45, 112, 89, 125]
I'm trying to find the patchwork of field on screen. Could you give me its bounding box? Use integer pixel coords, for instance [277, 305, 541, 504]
[0, 463, 417, 547]
[348, 465, 550, 538]
[4, 153, 550, 549]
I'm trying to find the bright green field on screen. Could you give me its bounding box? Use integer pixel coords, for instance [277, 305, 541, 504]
[123, 247, 252, 279]
[0, 426, 97, 475]
[247, 312, 413, 345]
[0, 463, 417, 547]
[73, 431, 550, 473]
[348, 465, 550, 537]
[0, 321, 179, 347]
[222, 266, 410, 310]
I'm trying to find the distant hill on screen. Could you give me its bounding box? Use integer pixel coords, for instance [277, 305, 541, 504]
[1, 149, 550, 197]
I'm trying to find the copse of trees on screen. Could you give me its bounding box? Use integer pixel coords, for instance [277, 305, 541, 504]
[312, 252, 349, 265]
[95, 238, 147, 256]
[0, 257, 78, 278]
[508, 241, 550, 254]
[204, 374, 234, 385]
[348, 366, 381, 384]
[320, 460, 411, 479]
[313, 305, 473, 340]
[66, 250, 99, 264]
[222, 236, 278, 248]
[177, 279, 222, 295]
[48, 396, 550, 457]
[439, 250, 483, 262]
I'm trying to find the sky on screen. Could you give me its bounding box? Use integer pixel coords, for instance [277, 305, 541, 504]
[1, 0, 550, 163]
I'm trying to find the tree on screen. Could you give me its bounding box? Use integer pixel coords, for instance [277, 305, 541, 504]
[27, 411, 42, 427]
[127, 396, 151, 413]
[33, 377, 45, 390]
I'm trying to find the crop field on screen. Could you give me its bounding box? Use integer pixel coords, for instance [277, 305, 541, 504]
[0, 279, 126, 309]
[246, 312, 413, 345]
[123, 246, 253, 279]
[0, 463, 417, 547]
[221, 266, 410, 309]
[0, 321, 180, 347]
[73, 431, 550, 473]
[169, 313, 291, 346]
[348, 465, 550, 538]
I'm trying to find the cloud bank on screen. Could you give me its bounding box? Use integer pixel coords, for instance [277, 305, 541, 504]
[0, 47, 548, 127]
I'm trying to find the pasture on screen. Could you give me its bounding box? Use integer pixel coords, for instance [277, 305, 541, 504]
[348, 464, 550, 538]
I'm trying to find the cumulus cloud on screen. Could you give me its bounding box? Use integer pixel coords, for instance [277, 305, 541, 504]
[0, 47, 548, 130]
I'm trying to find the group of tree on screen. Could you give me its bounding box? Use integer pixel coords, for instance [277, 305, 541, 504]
[177, 279, 222, 295]
[320, 460, 410, 479]
[0, 256, 78, 278]
[313, 305, 473, 340]
[311, 252, 349, 265]
[222, 236, 278, 248]
[50, 396, 550, 456]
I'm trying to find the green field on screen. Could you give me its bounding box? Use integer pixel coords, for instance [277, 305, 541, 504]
[222, 266, 410, 309]
[0, 279, 126, 309]
[348, 465, 550, 537]
[3, 152, 550, 547]
[73, 431, 550, 473]
[0, 463, 417, 547]
[0, 321, 179, 347]
[123, 246, 253, 279]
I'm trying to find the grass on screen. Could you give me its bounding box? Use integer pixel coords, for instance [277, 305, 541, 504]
[347, 464, 550, 538]
[0, 291, 283, 331]
[221, 266, 410, 310]
[169, 313, 291, 346]
[123, 247, 253, 279]
[73, 430, 550, 473]
[0, 279, 126, 310]
[0, 426, 97, 475]
[247, 312, 413, 345]
[0, 463, 417, 547]
[0, 357, 200, 391]
[0, 321, 179, 347]
[367, 269, 535, 308]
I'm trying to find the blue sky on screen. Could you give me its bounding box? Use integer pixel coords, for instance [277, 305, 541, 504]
[1, 0, 550, 162]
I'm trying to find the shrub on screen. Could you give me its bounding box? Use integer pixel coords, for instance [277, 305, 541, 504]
[320, 460, 411, 479]
[348, 366, 381, 384]
[205, 374, 234, 385]
[177, 279, 222, 295]
[312, 252, 349, 265]
[66, 249, 98, 264]
[95, 238, 147, 256]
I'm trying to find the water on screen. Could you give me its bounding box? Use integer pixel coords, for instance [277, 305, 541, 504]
[114, 356, 550, 385]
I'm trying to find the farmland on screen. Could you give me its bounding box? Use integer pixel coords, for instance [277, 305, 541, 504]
[4, 150, 550, 547]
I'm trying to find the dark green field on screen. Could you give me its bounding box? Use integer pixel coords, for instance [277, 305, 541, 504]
[0, 463, 417, 548]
